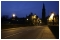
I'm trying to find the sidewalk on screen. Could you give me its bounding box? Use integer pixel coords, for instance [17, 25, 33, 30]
[37, 26, 56, 39]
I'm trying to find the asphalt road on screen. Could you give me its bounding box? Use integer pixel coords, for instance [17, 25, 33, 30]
[1, 26, 56, 39]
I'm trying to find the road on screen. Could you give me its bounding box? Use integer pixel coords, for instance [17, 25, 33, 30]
[1, 25, 56, 39]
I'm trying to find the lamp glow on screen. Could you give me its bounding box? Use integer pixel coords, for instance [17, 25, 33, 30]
[12, 14, 15, 17]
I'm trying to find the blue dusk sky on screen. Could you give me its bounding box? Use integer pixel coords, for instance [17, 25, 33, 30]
[1, 1, 59, 18]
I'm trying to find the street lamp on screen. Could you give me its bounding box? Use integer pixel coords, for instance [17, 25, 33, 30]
[12, 13, 16, 20]
[48, 12, 55, 25]
[12, 14, 16, 18]
[27, 18, 28, 20]
[48, 12, 54, 22]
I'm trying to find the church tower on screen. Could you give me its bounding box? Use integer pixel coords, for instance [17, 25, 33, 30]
[42, 3, 46, 24]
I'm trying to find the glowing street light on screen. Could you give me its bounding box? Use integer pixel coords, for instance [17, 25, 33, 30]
[49, 12, 54, 21]
[27, 18, 28, 20]
[48, 12, 55, 24]
[12, 14, 16, 17]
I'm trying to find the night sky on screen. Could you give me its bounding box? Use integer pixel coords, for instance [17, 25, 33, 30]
[1, 1, 59, 18]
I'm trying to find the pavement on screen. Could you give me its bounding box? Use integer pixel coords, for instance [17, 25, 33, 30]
[1, 25, 56, 39]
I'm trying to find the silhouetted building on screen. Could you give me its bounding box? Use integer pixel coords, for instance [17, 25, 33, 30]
[1, 15, 9, 24]
[26, 12, 41, 26]
[42, 3, 46, 24]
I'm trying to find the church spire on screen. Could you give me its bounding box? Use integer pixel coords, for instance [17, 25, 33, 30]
[43, 3, 45, 9]
[42, 3, 46, 24]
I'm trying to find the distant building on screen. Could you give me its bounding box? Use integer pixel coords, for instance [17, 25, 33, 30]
[26, 12, 41, 25]
[1, 15, 9, 24]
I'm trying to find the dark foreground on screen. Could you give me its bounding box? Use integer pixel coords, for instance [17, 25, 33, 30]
[1, 25, 57, 39]
[48, 25, 59, 39]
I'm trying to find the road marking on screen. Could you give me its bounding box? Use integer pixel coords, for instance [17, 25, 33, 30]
[4, 32, 22, 38]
